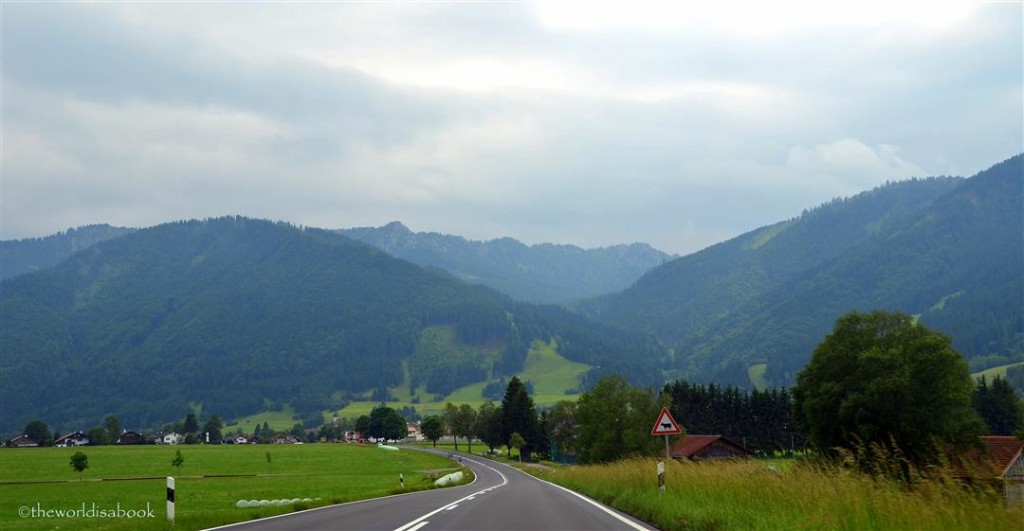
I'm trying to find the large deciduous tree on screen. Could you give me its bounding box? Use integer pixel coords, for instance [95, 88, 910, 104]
[475, 401, 504, 453]
[23, 420, 51, 445]
[793, 310, 983, 466]
[421, 416, 443, 447]
[575, 375, 664, 464]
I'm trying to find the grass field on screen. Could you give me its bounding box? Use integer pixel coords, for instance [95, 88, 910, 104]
[339, 339, 589, 419]
[228, 406, 307, 433]
[972, 361, 1024, 382]
[0, 443, 462, 530]
[746, 363, 768, 390]
[530, 457, 1022, 531]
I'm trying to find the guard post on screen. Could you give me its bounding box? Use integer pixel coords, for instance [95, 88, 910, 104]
[167, 476, 175, 522]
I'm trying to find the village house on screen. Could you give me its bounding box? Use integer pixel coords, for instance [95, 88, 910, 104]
[117, 430, 144, 445]
[671, 435, 753, 461]
[54, 431, 89, 447]
[158, 432, 184, 445]
[953, 435, 1024, 510]
[7, 434, 39, 447]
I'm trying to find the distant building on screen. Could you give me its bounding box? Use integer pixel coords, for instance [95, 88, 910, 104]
[8, 434, 39, 447]
[158, 432, 183, 445]
[671, 435, 752, 461]
[54, 431, 89, 447]
[117, 430, 144, 445]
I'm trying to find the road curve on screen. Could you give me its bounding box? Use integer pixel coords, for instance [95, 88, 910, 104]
[207, 448, 655, 531]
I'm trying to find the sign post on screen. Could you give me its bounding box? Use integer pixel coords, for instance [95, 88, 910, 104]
[651, 407, 683, 458]
[651, 408, 682, 493]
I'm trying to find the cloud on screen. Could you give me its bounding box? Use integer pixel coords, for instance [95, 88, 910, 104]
[1, 1, 1020, 256]
[786, 139, 926, 191]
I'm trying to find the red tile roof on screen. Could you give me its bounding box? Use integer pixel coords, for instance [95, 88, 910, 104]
[951, 436, 1024, 478]
[979, 436, 1024, 477]
[670, 435, 751, 459]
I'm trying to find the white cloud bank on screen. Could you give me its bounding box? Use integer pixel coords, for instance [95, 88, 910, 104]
[1, 1, 1020, 255]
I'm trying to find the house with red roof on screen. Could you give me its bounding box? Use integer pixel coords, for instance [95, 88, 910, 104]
[953, 436, 1024, 509]
[670, 435, 752, 461]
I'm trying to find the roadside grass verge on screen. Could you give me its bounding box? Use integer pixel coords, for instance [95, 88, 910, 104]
[528, 457, 1021, 531]
[0, 443, 461, 530]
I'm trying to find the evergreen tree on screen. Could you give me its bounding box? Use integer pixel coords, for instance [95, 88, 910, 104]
[183, 411, 199, 434]
[104, 415, 121, 445]
[500, 377, 539, 459]
[973, 375, 1024, 435]
[202, 414, 224, 443]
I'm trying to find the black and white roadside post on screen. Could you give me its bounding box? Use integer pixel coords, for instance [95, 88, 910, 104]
[167, 476, 175, 522]
[657, 461, 666, 495]
[400, 473, 405, 489]
[650, 407, 683, 494]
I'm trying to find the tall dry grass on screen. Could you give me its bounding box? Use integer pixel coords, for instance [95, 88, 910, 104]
[536, 457, 1020, 531]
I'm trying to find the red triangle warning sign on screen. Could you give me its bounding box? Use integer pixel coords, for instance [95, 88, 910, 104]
[651, 407, 683, 435]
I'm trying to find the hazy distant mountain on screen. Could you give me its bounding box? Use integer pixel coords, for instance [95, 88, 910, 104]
[0, 217, 660, 433]
[584, 155, 1023, 388]
[1, 224, 135, 280]
[340, 222, 672, 304]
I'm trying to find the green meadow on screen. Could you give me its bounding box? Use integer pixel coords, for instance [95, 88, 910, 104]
[531, 457, 1021, 531]
[972, 361, 1024, 382]
[0, 444, 462, 531]
[339, 339, 588, 419]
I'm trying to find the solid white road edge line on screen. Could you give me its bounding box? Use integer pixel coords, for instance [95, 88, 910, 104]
[203, 455, 481, 531]
[504, 464, 654, 531]
[392, 457, 508, 531]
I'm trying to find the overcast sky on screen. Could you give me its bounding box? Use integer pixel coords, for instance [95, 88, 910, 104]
[2, 1, 1020, 255]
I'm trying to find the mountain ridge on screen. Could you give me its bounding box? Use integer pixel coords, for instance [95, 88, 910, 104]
[584, 154, 1022, 387]
[339, 222, 672, 305]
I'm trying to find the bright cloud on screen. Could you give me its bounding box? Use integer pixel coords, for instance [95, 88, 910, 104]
[1, 1, 1020, 255]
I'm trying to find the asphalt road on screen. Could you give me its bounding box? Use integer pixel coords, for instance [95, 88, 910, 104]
[208, 449, 655, 531]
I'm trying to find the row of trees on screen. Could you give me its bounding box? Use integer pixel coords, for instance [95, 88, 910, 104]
[663, 382, 804, 454]
[417, 377, 542, 459]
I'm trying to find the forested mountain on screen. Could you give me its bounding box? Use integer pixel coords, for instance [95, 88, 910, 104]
[340, 222, 671, 304]
[0, 217, 661, 434]
[584, 155, 1023, 388]
[1, 224, 134, 280]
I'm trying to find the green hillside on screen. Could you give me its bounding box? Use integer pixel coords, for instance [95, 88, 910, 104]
[0, 217, 658, 435]
[0, 224, 134, 280]
[339, 339, 590, 419]
[587, 154, 1023, 387]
